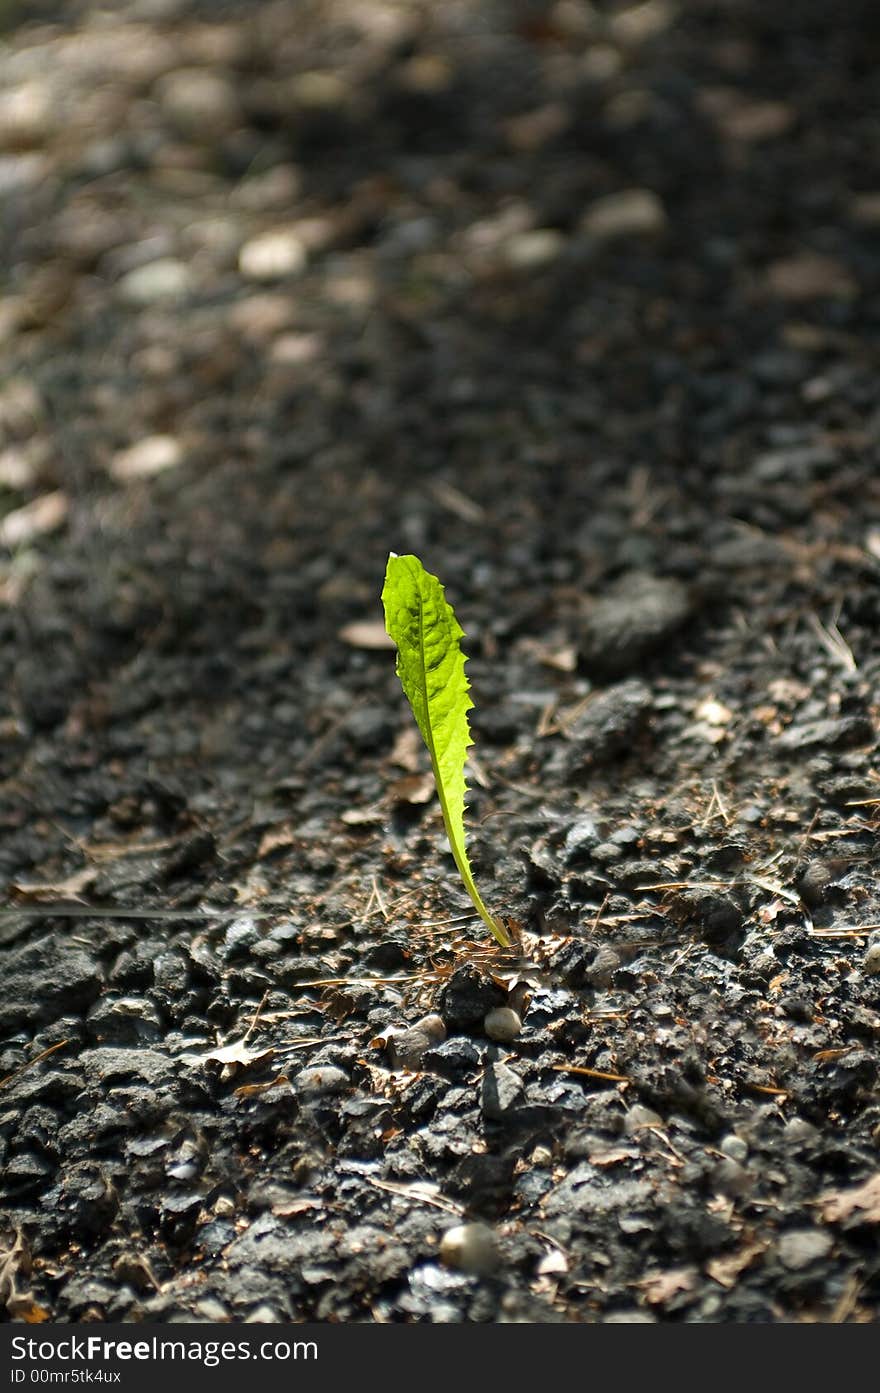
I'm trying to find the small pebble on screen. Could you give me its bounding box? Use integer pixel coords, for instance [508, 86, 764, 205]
[239, 229, 307, 282]
[155, 68, 241, 137]
[623, 1104, 663, 1136]
[484, 1006, 522, 1044]
[245, 1304, 284, 1323]
[386, 1014, 446, 1070]
[783, 1117, 819, 1144]
[719, 1134, 749, 1164]
[585, 946, 622, 988]
[194, 1297, 230, 1321]
[118, 258, 192, 305]
[711, 1158, 753, 1198]
[863, 942, 880, 976]
[764, 251, 856, 302]
[503, 228, 566, 269]
[292, 1065, 349, 1097]
[111, 434, 182, 481]
[603, 1310, 657, 1323]
[581, 188, 667, 240]
[0, 79, 55, 150]
[482, 1060, 526, 1121]
[439, 1222, 500, 1277]
[439, 965, 505, 1033]
[291, 71, 348, 108]
[778, 1229, 833, 1271]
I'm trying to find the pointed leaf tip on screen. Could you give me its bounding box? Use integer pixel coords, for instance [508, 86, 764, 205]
[382, 553, 509, 948]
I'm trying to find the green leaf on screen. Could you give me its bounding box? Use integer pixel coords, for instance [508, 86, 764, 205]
[382, 553, 510, 948]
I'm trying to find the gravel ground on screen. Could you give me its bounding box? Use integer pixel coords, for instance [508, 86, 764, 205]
[2, 0, 880, 1324]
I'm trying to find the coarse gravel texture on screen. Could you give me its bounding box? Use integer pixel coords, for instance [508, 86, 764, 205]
[2, 0, 880, 1325]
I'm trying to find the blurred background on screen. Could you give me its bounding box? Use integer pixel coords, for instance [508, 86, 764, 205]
[1, 0, 879, 894]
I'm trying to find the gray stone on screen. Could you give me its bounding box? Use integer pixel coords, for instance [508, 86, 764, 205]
[483, 1007, 522, 1044]
[777, 717, 874, 753]
[81, 1047, 173, 1088]
[481, 1061, 526, 1121]
[386, 1016, 446, 1071]
[581, 574, 692, 679]
[0, 948, 102, 1033]
[292, 1065, 350, 1097]
[581, 189, 667, 240]
[778, 1229, 833, 1271]
[567, 679, 653, 765]
[440, 965, 505, 1033]
[118, 258, 193, 304]
[439, 1222, 500, 1276]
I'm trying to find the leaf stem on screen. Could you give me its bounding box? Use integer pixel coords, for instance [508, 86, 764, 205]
[429, 750, 511, 948]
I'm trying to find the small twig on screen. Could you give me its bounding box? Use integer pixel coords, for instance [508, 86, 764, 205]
[635, 880, 735, 893]
[0, 905, 285, 921]
[273, 1035, 349, 1052]
[241, 991, 269, 1046]
[646, 1125, 686, 1164]
[370, 876, 389, 922]
[0, 1038, 69, 1090]
[295, 973, 423, 989]
[590, 893, 610, 936]
[809, 926, 878, 938]
[830, 1274, 861, 1323]
[807, 609, 857, 673]
[363, 1177, 464, 1215]
[797, 807, 821, 861]
[701, 781, 731, 828]
[741, 1080, 788, 1098]
[428, 480, 486, 525]
[551, 1064, 629, 1084]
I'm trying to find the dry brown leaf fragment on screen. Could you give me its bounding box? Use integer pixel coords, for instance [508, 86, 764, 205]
[389, 725, 422, 771]
[0, 1229, 48, 1322]
[257, 824, 297, 858]
[765, 252, 857, 302]
[517, 637, 578, 673]
[0, 1229, 31, 1300]
[588, 1145, 639, 1168]
[819, 1172, 880, 1225]
[706, 1241, 767, 1288]
[340, 803, 385, 826]
[10, 866, 97, 902]
[182, 1039, 275, 1079]
[638, 1266, 699, 1304]
[6, 1293, 51, 1321]
[234, 1073, 291, 1098]
[536, 1246, 569, 1276]
[338, 620, 395, 649]
[0, 490, 68, 547]
[271, 1196, 324, 1218]
[110, 435, 182, 481]
[428, 480, 486, 523]
[389, 771, 435, 805]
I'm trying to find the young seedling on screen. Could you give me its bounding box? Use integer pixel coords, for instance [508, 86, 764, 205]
[382, 553, 510, 949]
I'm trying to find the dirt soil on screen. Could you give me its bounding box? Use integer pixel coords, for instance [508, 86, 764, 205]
[2, 0, 880, 1325]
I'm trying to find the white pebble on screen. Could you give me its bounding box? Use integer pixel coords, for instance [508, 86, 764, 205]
[0, 80, 55, 151]
[239, 229, 307, 282]
[155, 68, 241, 136]
[118, 258, 192, 305]
[863, 943, 880, 975]
[503, 229, 566, 270]
[582, 188, 667, 241]
[484, 1006, 522, 1043]
[111, 435, 182, 481]
[439, 1223, 499, 1276]
[719, 1134, 749, 1163]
